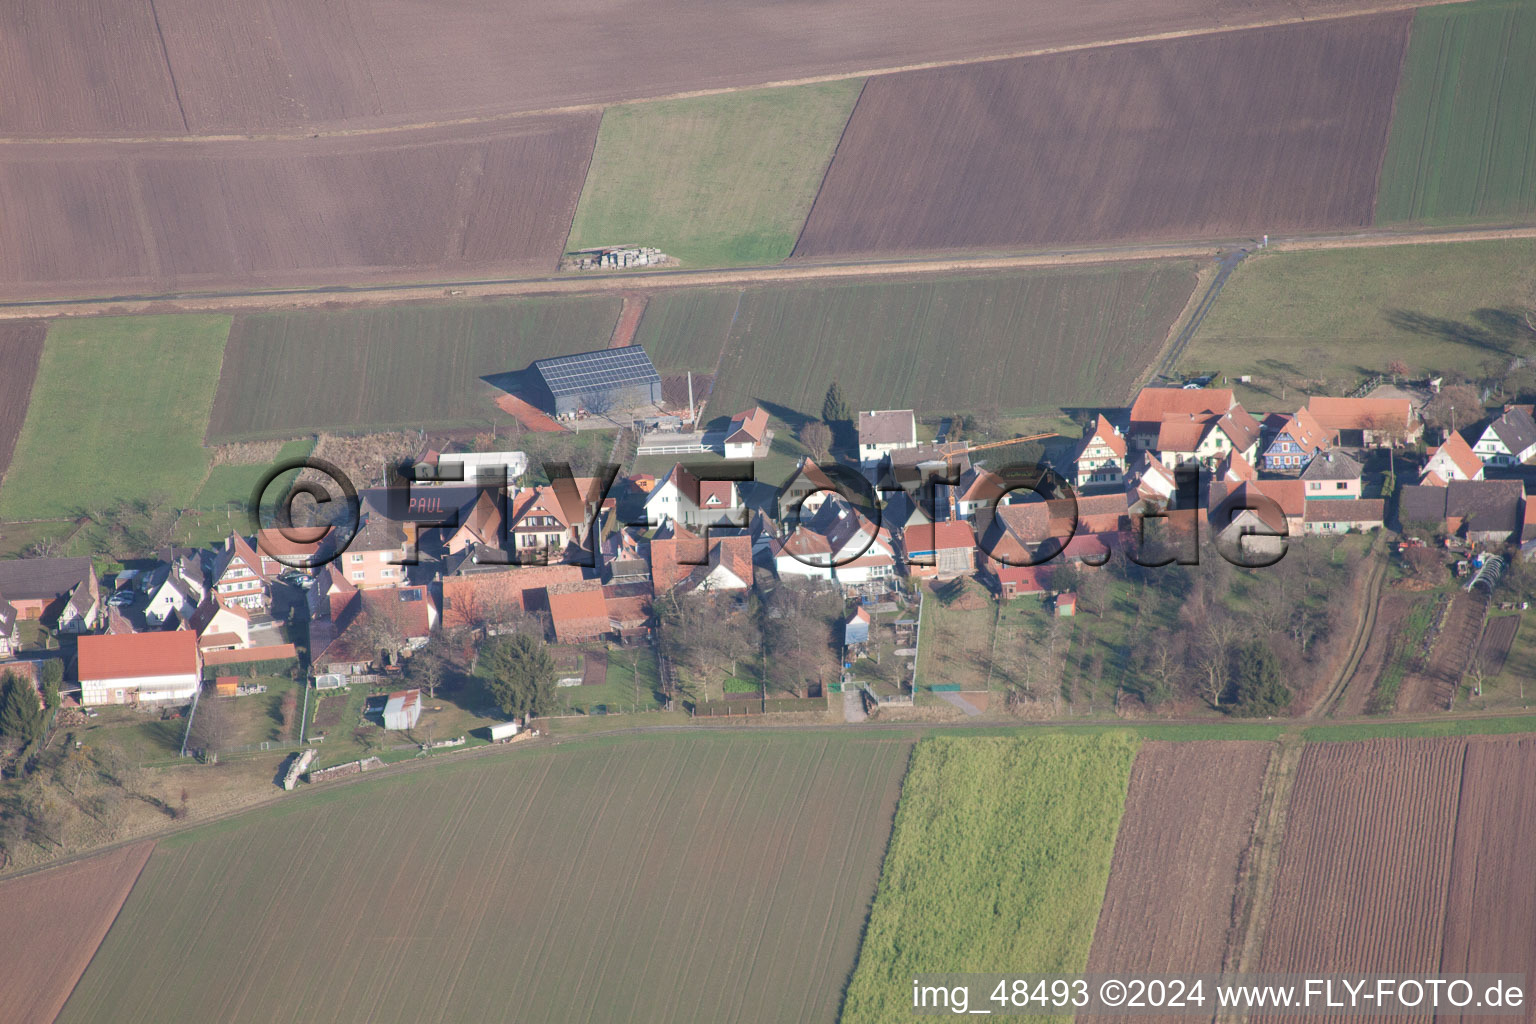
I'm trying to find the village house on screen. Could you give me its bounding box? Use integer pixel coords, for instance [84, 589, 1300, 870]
[722, 406, 770, 460]
[1124, 451, 1178, 504]
[446, 490, 504, 555]
[413, 449, 529, 487]
[644, 464, 747, 531]
[1473, 405, 1536, 467]
[1209, 479, 1307, 539]
[142, 560, 206, 627]
[77, 630, 201, 706]
[652, 522, 756, 595]
[1208, 482, 1291, 562]
[254, 527, 332, 575]
[1303, 498, 1385, 535]
[901, 520, 976, 579]
[771, 500, 896, 588]
[1421, 432, 1484, 485]
[186, 597, 252, 653]
[603, 582, 654, 640]
[310, 585, 435, 676]
[1300, 450, 1363, 500]
[210, 534, 272, 609]
[857, 409, 918, 467]
[1126, 387, 1237, 450]
[1155, 406, 1261, 470]
[1073, 415, 1128, 488]
[439, 563, 584, 634]
[0, 557, 99, 632]
[1400, 480, 1524, 544]
[546, 580, 611, 643]
[1306, 396, 1421, 446]
[779, 458, 841, 517]
[1260, 407, 1335, 471]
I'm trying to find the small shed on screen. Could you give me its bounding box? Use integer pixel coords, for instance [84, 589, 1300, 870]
[844, 606, 871, 647]
[213, 675, 239, 697]
[489, 721, 521, 742]
[314, 673, 346, 690]
[1055, 592, 1077, 617]
[382, 688, 422, 730]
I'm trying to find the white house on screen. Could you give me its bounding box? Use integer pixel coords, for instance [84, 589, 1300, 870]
[188, 598, 252, 652]
[722, 407, 769, 460]
[771, 499, 896, 588]
[1473, 406, 1536, 467]
[1073, 415, 1127, 487]
[77, 631, 201, 706]
[1421, 432, 1484, 485]
[143, 564, 205, 626]
[857, 410, 917, 466]
[1155, 407, 1261, 469]
[643, 464, 745, 529]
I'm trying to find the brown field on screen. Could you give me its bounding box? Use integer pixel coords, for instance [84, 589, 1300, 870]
[794, 15, 1410, 258]
[0, 841, 154, 1024]
[0, 0, 1449, 137]
[1474, 613, 1520, 679]
[0, 117, 596, 300]
[1336, 593, 1411, 717]
[1437, 736, 1536, 1024]
[0, 322, 46, 479]
[1256, 738, 1467, 987]
[1085, 742, 1270, 991]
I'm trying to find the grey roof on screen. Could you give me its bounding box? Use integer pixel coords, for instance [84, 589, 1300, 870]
[1489, 407, 1536, 456]
[0, 557, 94, 603]
[1448, 479, 1523, 536]
[1399, 485, 1448, 526]
[1303, 498, 1384, 522]
[533, 345, 660, 398]
[1300, 450, 1362, 481]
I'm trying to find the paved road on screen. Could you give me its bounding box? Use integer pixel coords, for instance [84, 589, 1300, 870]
[842, 688, 868, 723]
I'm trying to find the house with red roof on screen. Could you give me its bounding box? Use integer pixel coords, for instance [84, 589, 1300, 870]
[1421, 432, 1483, 485]
[1073, 415, 1127, 487]
[210, 534, 270, 610]
[901, 520, 976, 579]
[1260, 407, 1335, 472]
[1127, 387, 1236, 450]
[77, 631, 201, 706]
[723, 406, 770, 460]
[546, 581, 611, 643]
[643, 464, 746, 530]
[1306, 396, 1421, 446]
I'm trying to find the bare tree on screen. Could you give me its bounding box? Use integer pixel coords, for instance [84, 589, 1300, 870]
[797, 421, 832, 462]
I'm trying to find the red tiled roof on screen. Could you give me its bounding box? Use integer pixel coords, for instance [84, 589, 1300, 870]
[1129, 388, 1235, 432]
[1427, 432, 1483, 481]
[1306, 397, 1415, 433]
[440, 565, 583, 628]
[546, 581, 609, 641]
[78, 631, 199, 681]
[725, 406, 769, 444]
[904, 520, 976, 552]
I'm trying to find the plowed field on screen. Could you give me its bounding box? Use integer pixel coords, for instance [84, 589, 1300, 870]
[0, 0, 1449, 136]
[1437, 735, 1536, 1024]
[1257, 738, 1467, 997]
[0, 117, 596, 300]
[1084, 742, 1270, 993]
[0, 322, 45, 480]
[56, 733, 911, 1024]
[0, 841, 154, 1024]
[794, 15, 1410, 258]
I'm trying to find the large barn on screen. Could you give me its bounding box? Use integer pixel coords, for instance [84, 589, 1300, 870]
[529, 345, 662, 418]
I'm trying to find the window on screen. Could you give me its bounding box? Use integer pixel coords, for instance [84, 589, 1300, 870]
[381, 568, 396, 578]
[350, 554, 364, 564]
[351, 571, 365, 581]
[1337, 482, 1348, 491]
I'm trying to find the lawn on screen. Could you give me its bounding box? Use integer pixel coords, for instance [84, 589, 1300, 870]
[915, 580, 998, 692]
[1181, 239, 1536, 399]
[840, 733, 1139, 1023]
[0, 315, 231, 519]
[56, 731, 913, 1024]
[565, 81, 864, 267]
[556, 646, 666, 715]
[205, 296, 622, 442]
[191, 439, 316, 512]
[635, 264, 1198, 425]
[1376, 0, 1536, 224]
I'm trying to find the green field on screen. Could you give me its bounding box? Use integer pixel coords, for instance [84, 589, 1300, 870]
[206, 297, 623, 442]
[636, 265, 1198, 424]
[192, 438, 316, 511]
[566, 82, 864, 267]
[1182, 239, 1536, 398]
[1377, 0, 1536, 224]
[841, 734, 1138, 1023]
[0, 315, 231, 520]
[57, 731, 912, 1024]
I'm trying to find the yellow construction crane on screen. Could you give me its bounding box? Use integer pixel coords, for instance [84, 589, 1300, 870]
[954, 431, 1059, 455]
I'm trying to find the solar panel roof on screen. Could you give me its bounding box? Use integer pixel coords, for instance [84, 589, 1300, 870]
[533, 346, 661, 397]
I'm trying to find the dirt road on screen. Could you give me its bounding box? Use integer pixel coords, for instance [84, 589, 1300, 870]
[6, 223, 1535, 322]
